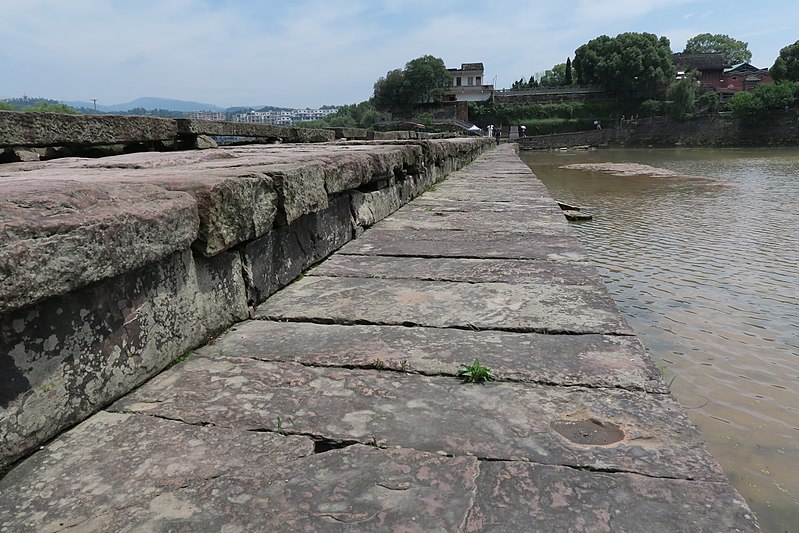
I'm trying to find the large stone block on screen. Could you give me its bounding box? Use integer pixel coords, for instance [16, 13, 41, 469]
[313, 194, 354, 260]
[110, 357, 726, 482]
[175, 119, 334, 143]
[325, 127, 368, 139]
[317, 144, 423, 195]
[350, 185, 402, 229]
[0, 412, 476, 532]
[465, 462, 758, 532]
[264, 163, 328, 225]
[0, 248, 248, 468]
[0, 180, 198, 314]
[240, 195, 353, 304]
[0, 111, 178, 148]
[185, 171, 279, 256]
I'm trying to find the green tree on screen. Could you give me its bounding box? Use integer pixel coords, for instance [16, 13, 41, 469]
[770, 40, 799, 82]
[666, 74, 697, 120]
[755, 81, 799, 108]
[24, 102, 79, 114]
[295, 100, 385, 130]
[639, 99, 664, 117]
[327, 114, 358, 128]
[0, 101, 13, 111]
[373, 68, 408, 112]
[683, 33, 752, 65]
[727, 81, 799, 123]
[372, 55, 450, 111]
[539, 63, 569, 87]
[565, 57, 573, 85]
[696, 91, 719, 114]
[573, 35, 611, 85]
[574, 33, 674, 96]
[403, 55, 450, 104]
[727, 91, 764, 122]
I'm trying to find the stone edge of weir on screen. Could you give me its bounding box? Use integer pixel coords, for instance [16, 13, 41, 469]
[0, 138, 760, 531]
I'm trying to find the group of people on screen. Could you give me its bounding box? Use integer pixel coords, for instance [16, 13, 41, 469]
[485, 125, 526, 143]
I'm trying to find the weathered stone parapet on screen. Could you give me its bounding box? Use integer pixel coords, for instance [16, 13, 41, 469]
[175, 119, 335, 143]
[0, 113, 337, 163]
[0, 248, 249, 468]
[0, 137, 493, 467]
[325, 126, 369, 139]
[0, 111, 178, 148]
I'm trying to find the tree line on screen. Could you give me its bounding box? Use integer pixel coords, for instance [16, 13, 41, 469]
[10, 32, 798, 131]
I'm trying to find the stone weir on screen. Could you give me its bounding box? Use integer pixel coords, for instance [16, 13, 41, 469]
[0, 111, 440, 162]
[0, 143, 758, 531]
[0, 135, 493, 468]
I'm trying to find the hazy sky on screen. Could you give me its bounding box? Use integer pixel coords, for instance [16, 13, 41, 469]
[3, 0, 797, 108]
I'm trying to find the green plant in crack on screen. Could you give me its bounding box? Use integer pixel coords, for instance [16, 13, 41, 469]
[458, 359, 496, 383]
[658, 360, 676, 390]
[276, 416, 294, 436]
[368, 436, 386, 449]
[370, 358, 387, 369]
[165, 349, 194, 370]
[398, 359, 412, 372]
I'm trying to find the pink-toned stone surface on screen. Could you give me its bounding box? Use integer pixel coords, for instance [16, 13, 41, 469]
[0, 143, 758, 531]
[0, 179, 198, 312]
[0, 111, 178, 147]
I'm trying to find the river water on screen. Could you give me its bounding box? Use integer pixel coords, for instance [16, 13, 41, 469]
[520, 147, 799, 533]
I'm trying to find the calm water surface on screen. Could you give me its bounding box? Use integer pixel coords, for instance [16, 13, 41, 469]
[521, 148, 799, 533]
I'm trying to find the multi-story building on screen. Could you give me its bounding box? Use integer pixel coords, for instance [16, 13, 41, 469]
[672, 53, 773, 95]
[186, 111, 228, 121]
[444, 63, 493, 102]
[233, 107, 338, 125]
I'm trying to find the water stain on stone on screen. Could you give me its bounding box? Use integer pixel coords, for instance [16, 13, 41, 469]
[550, 418, 624, 445]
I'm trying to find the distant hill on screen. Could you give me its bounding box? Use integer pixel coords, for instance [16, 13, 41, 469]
[64, 97, 225, 113]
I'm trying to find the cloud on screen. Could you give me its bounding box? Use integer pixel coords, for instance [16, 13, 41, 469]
[2, 0, 797, 107]
[572, 0, 697, 23]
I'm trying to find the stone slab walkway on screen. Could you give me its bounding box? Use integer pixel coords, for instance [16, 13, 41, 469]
[0, 145, 759, 532]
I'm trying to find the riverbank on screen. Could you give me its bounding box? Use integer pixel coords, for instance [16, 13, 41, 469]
[516, 108, 799, 150]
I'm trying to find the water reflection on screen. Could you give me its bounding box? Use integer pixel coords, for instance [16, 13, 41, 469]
[521, 148, 799, 533]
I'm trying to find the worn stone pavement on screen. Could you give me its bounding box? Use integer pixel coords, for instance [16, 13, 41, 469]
[0, 144, 759, 532]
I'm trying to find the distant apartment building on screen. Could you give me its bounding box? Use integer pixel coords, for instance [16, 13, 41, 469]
[186, 111, 228, 121]
[233, 107, 338, 125]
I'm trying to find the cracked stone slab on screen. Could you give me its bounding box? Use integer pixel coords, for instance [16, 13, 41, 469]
[110, 356, 725, 481]
[255, 276, 632, 335]
[464, 461, 758, 532]
[197, 321, 665, 392]
[413, 193, 558, 208]
[414, 186, 553, 203]
[310, 255, 603, 285]
[0, 411, 313, 531]
[109, 355, 726, 481]
[338, 229, 588, 261]
[374, 203, 570, 234]
[310, 251, 599, 284]
[0, 411, 477, 532]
